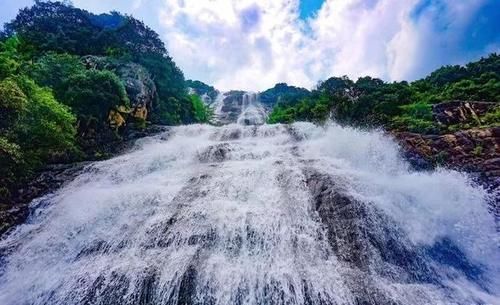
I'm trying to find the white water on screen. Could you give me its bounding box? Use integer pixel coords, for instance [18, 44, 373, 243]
[210, 92, 266, 126]
[210, 92, 226, 125]
[0, 108, 498, 304]
[237, 93, 267, 125]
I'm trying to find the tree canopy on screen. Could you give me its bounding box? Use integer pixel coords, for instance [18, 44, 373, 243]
[0, 1, 212, 203]
[268, 53, 500, 133]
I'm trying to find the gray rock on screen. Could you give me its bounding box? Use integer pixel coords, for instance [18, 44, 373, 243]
[82, 56, 157, 112]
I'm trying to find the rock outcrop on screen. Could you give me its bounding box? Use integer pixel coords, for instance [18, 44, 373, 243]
[216, 91, 246, 124]
[395, 127, 500, 188]
[395, 100, 499, 224]
[395, 126, 500, 232]
[82, 56, 157, 127]
[303, 169, 485, 304]
[433, 101, 497, 126]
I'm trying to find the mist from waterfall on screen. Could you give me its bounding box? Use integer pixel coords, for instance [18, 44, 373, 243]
[0, 97, 498, 305]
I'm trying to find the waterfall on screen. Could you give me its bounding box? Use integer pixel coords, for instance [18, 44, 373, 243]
[237, 92, 266, 126]
[210, 92, 226, 125]
[211, 91, 267, 126]
[0, 107, 498, 304]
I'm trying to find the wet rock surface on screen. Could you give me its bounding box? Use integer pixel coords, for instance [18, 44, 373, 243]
[216, 91, 245, 125]
[303, 168, 490, 303]
[0, 162, 88, 236]
[303, 170, 435, 283]
[395, 127, 500, 190]
[0, 125, 168, 237]
[0, 123, 496, 305]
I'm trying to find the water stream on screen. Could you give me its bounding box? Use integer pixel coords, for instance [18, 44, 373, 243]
[0, 98, 498, 305]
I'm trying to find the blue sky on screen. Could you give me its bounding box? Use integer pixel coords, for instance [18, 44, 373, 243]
[299, 0, 325, 19]
[1, 0, 499, 91]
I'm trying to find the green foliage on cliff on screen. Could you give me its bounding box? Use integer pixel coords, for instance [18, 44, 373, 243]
[0, 1, 213, 203]
[268, 54, 500, 133]
[0, 74, 77, 200]
[260, 83, 311, 106]
[268, 94, 333, 123]
[137, 53, 192, 125]
[186, 80, 219, 101]
[190, 94, 213, 123]
[4, 0, 209, 126]
[12, 75, 77, 161]
[30, 53, 129, 121]
[64, 70, 130, 119]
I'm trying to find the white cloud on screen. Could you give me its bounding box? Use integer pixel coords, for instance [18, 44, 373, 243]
[71, 0, 497, 91]
[157, 0, 306, 90]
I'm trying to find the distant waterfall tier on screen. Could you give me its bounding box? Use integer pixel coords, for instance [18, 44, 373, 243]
[211, 91, 267, 125]
[0, 123, 498, 305]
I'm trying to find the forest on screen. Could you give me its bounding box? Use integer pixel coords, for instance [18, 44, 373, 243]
[268, 54, 500, 134]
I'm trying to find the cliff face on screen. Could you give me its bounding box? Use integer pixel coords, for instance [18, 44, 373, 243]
[395, 101, 499, 192]
[396, 127, 500, 187]
[82, 56, 157, 128]
[432, 101, 498, 127]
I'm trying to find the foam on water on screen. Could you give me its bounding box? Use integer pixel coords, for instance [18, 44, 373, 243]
[0, 121, 498, 305]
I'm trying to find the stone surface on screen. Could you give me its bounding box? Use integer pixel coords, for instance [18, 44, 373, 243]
[432, 101, 497, 126]
[395, 127, 500, 189]
[82, 56, 157, 124]
[108, 108, 127, 130]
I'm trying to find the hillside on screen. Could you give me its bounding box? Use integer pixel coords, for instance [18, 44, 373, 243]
[0, 1, 211, 207]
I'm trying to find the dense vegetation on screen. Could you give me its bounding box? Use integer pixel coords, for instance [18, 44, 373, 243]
[186, 79, 219, 102]
[268, 54, 500, 133]
[260, 83, 310, 107]
[0, 1, 211, 204]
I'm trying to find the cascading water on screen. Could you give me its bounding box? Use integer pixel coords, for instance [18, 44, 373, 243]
[0, 99, 498, 305]
[210, 92, 226, 125]
[237, 93, 266, 126]
[211, 92, 267, 126]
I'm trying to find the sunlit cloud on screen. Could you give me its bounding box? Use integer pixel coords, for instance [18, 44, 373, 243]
[2, 0, 498, 91]
[154, 0, 499, 90]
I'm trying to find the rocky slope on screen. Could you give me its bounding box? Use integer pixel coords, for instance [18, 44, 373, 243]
[395, 101, 499, 185]
[394, 101, 499, 224]
[396, 127, 499, 188]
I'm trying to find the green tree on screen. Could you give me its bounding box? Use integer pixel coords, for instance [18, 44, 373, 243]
[13, 75, 77, 163]
[0, 76, 77, 199]
[62, 69, 129, 120]
[30, 53, 85, 99]
[0, 78, 26, 130]
[5, 1, 101, 55]
[138, 53, 191, 124]
[190, 94, 212, 123]
[0, 37, 24, 79]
